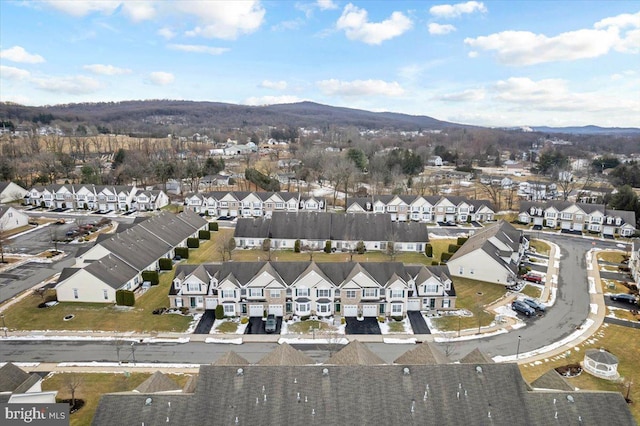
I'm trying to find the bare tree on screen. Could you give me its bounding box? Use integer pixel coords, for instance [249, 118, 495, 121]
[477, 178, 502, 210]
[63, 374, 83, 409]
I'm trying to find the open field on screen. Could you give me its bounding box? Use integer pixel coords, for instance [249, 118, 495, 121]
[41, 372, 192, 426]
[519, 323, 640, 422]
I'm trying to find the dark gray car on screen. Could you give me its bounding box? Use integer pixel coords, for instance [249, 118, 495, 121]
[523, 298, 546, 312]
[265, 314, 277, 333]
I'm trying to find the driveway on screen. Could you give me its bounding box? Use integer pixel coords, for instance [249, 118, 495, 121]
[344, 317, 381, 334]
[604, 297, 639, 311]
[604, 317, 640, 329]
[244, 316, 282, 334]
[193, 310, 216, 334]
[407, 311, 430, 334]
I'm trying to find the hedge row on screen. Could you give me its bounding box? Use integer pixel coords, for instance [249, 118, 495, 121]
[141, 270, 159, 285]
[209, 222, 219, 231]
[199, 230, 211, 240]
[116, 289, 135, 306]
[159, 258, 173, 270]
[187, 237, 199, 248]
[175, 247, 189, 259]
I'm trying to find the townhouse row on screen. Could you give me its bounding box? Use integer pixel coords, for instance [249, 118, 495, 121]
[346, 195, 496, 223]
[183, 191, 326, 217]
[170, 261, 456, 317]
[518, 201, 636, 237]
[24, 184, 169, 212]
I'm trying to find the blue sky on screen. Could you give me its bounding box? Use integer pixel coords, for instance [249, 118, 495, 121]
[1, 1, 639, 127]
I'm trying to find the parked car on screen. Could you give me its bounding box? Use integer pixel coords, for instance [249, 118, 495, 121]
[265, 314, 277, 333]
[55, 219, 66, 224]
[523, 273, 542, 283]
[609, 293, 637, 304]
[523, 298, 546, 312]
[512, 300, 536, 317]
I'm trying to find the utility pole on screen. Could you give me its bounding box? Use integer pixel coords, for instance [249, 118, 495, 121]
[516, 335, 522, 361]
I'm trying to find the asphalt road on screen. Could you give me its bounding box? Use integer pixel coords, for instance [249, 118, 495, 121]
[0, 228, 629, 364]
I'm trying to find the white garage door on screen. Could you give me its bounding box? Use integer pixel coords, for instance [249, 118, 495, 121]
[572, 223, 583, 231]
[268, 305, 283, 316]
[249, 304, 264, 317]
[407, 299, 421, 311]
[362, 304, 378, 317]
[343, 305, 358, 316]
[205, 297, 217, 310]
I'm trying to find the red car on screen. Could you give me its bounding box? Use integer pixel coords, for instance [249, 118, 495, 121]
[523, 273, 542, 283]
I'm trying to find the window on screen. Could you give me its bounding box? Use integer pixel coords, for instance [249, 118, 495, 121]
[345, 290, 357, 299]
[363, 288, 378, 298]
[390, 289, 403, 298]
[392, 304, 403, 314]
[73, 288, 79, 299]
[296, 288, 310, 297]
[423, 284, 439, 293]
[222, 289, 235, 299]
[317, 289, 330, 298]
[459, 266, 464, 274]
[296, 302, 310, 313]
[442, 299, 451, 308]
[249, 288, 263, 297]
[270, 289, 281, 298]
[223, 304, 235, 315]
[188, 282, 200, 292]
[103, 289, 108, 300]
[317, 303, 331, 314]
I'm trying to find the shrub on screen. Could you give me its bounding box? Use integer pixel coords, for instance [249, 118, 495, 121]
[179, 307, 190, 315]
[215, 304, 224, 320]
[431, 260, 440, 265]
[392, 316, 404, 322]
[204, 210, 209, 217]
[152, 307, 167, 315]
[448, 244, 461, 253]
[115, 290, 135, 306]
[441, 252, 453, 262]
[324, 240, 332, 253]
[356, 241, 366, 254]
[158, 258, 172, 271]
[262, 238, 271, 252]
[341, 317, 346, 325]
[199, 230, 211, 240]
[240, 316, 249, 324]
[425, 243, 433, 257]
[300, 315, 311, 321]
[141, 270, 159, 285]
[187, 237, 199, 248]
[83, 203, 88, 210]
[294, 239, 301, 253]
[457, 237, 468, 245]
[466, 216, 472, 223]
[175, 247, 189, 259]
[377, 316, 385, 323]
[209, 222, 219, 231]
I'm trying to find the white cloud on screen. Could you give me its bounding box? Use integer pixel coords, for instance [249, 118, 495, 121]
[180, 1, 265, 39]
[466, 11, 640, 65]
[168, 44, 229, 55]
[41, 0, 121, 17]
[148, 71, 175, 86]
[336, 4, 412, 45]
[83, 64, 132, 75]
[317, 79, 405, 96]
[438, 88, 485, 102]
[32, 75, 102, 94]
[317, 0, 338, 10]
[0, 65, 31, 80]
[0, 94, 31, 105]
[428, 23, 456, 35]
[430, 1, 487, 18]
[271, 18, 305, 32]
[244, 95, 304, 105]
[158, 27, 176, 40]
[0, 46, 45, 64]
[260, 80, 288, 90]
[121, 1, 156, 22]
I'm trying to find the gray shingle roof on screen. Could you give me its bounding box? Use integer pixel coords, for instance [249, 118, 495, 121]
[393, 342, 450, 365]
[325, 340, 386, 365]
[458, 348, 494, 364]
[257, 343, 315, 366]
[134, 371, 181, 394]
[91, 363, 637, 426]
[213, 351, 250, 366]
[585, 349, 618, 364]
[0, 362, 31, 392]
[530, 369, 575, 391]
[83, 254, 139, 289]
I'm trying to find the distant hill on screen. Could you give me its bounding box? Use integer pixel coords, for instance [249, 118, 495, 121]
[0, 100, 468, 132]
[531, 125, 640, 136]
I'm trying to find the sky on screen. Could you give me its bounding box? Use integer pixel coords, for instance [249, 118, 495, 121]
[1, 1, 639, 128]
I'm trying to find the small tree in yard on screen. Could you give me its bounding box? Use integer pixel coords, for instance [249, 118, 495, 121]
[356, 240, 366, 254]
[294, 239, 301, 253]
[215, 304, 224, 320]
[387, 241, 397, 261]
[324, 240, 332, 253]
[64, 374, 83, 410]
[425, 243, 433, 257]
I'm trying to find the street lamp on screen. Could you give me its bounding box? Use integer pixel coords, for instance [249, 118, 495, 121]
[131, 342, 136, 365]
[476, 292, 483, 334]
[516, 335, 522, 361]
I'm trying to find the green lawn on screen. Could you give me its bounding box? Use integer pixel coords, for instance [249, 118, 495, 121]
[287, 320, 336, 333]
[3, 270, 191, 332]
[41, 372, 192, 426]
[387, 321, 406, 332]
[431, 277, 507, 332]
[519, 323, 640, 422]
[597, 251, 627, 264]
[215, 320, 239, 333]
[521, 284, 542, 299]
[528, 239, 550, 256]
